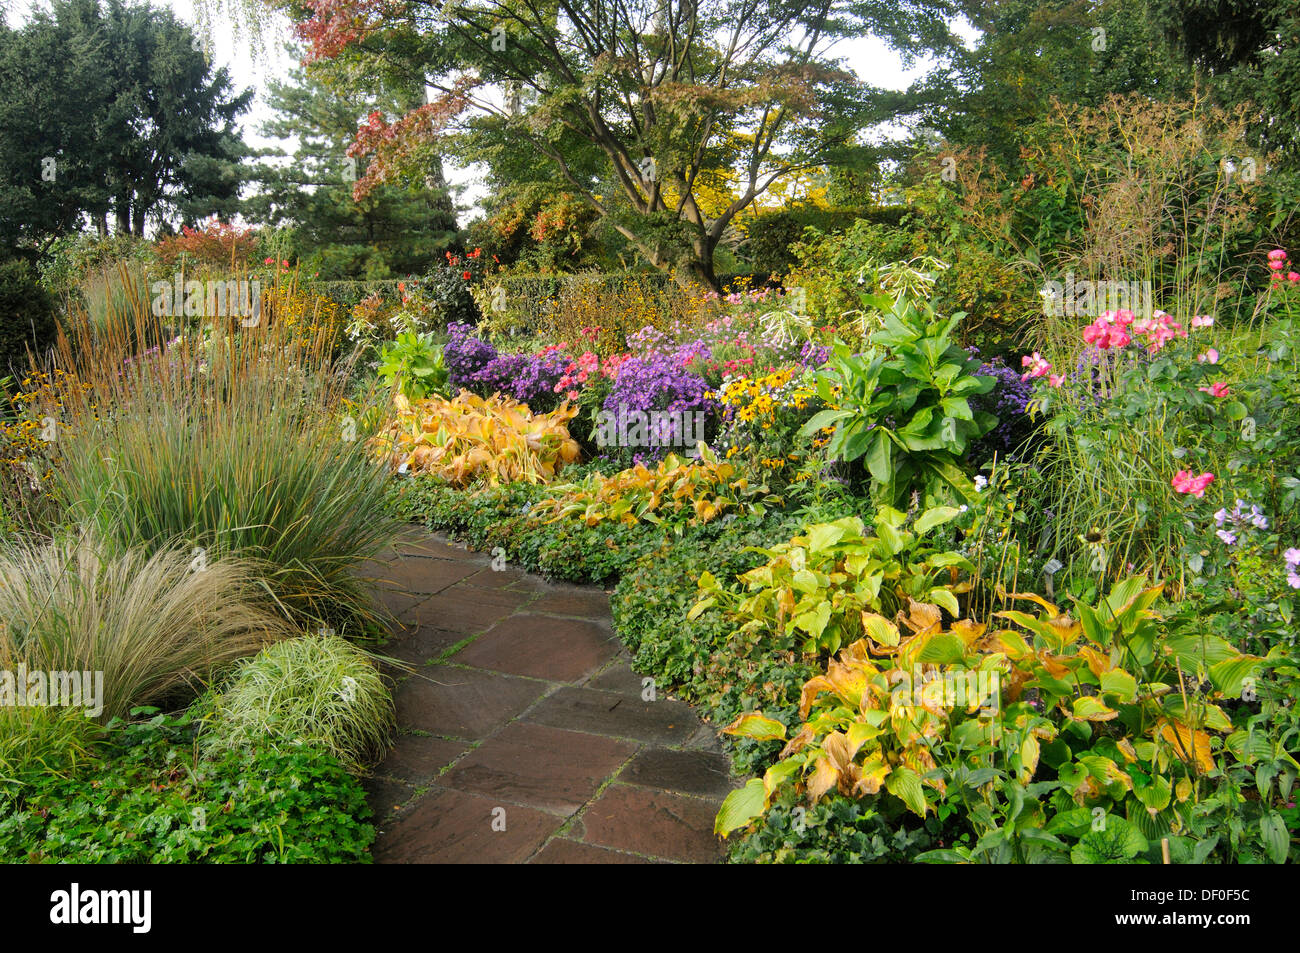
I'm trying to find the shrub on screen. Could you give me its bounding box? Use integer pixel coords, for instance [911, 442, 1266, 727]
[0, 535, 292, 723]
[0, 257, 59, 377]
[201, 634, 394, 775]
[154, 217, 259, 269]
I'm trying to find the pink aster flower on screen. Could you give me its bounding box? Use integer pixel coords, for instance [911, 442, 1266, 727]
[1198, 381, 1230, 397]
[1197, 348, 1219, 364]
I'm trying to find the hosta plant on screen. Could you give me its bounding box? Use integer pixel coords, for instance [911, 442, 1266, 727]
[531, 443, 782, 533]
[715, 577, 1292, 864]
[691, 506, 974, 656]
[371, 390, 581, 486]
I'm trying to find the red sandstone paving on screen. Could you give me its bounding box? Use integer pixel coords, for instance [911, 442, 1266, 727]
[368, 526, 739, 864]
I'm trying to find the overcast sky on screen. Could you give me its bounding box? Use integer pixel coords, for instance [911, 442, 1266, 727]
[6, 0, 977, 222]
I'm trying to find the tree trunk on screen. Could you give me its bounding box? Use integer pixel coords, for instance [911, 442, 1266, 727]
[677, 256, 719, 294]
[114, 198, 130, 236]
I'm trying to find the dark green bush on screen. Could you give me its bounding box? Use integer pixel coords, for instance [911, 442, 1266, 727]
[0, 257, 58, 377]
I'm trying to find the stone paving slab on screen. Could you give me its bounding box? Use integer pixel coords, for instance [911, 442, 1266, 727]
[366, 526, 742, 864]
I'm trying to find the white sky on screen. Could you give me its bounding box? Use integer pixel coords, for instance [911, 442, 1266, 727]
[6, 0, 978, 222]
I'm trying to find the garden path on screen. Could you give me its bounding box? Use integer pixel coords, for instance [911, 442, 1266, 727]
[363, 526, 739, 864]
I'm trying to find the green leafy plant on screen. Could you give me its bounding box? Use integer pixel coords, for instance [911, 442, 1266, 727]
[377, 330, 448, 401]
[692, 506, 973, 656]
[1, 708, 375, 863]
[802, 292, 995, 507]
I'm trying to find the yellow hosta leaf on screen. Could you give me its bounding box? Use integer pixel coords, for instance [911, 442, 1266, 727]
[807, 755, 839, 802]
[1158, 720, 1216, 773]
[1071, 696, 1119, 722]
[861, 611, 900, 647]
[720, 712, 787, 742]
[1019, 734, 1040, 784]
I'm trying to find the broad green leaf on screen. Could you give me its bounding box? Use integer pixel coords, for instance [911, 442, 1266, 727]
[886, 766, 928, 817]
[914, 506, 962, 534]
[714, 778, 767, 837]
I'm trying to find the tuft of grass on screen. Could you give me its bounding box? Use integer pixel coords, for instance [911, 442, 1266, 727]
[0, 706, 101, 799]
[200, 633, 394, 775]
[0, 534, 294, 722]
[42, 268, 401, 630]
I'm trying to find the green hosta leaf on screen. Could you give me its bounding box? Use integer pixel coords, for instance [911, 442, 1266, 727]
[1133, 774, 1172, 813]
[1208, 655, 1263, 697]
[791, 569, 821, 594]
[714, 778, 767, 837]
[1099, 668, 1138, 703]
[1070, 816, 1148, 863]
[928, 588, 960, 616]
[1259, 813, 1290, 864]
[805, 522, 847, 552]
[793, 600, 832, 639]
[1071, 697, 1119, 722]
[886, 766, 928, 817]
[916, 633, 967, 665]
[862, 612, 900, 647]
[914, 506, 962, 534]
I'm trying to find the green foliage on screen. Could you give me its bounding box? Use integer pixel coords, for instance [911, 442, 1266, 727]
[202, 634, 394, 775]
[693, 506, 972, 656]
[244, 62, 458, 279]
[713, 573, 1295, 864]
[727, 796, 935, 864]
[0, 0, 252, 246]
[744, 205, 904, 278]
[377, 330, 448, 401]
[0, 709, 375, 863]
[0, 258, 58, 376]
[0, 707, 100, 799]
[803, 292, 995, 507]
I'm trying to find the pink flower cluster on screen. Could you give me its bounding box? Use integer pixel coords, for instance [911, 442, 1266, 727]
[1267, 248, 1300, 285]
[553, 349, 629, 398]
[1172, 470, 1215, 498]
[1078, 308, 1204, 355]
[1020, 352, 1063, 387]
